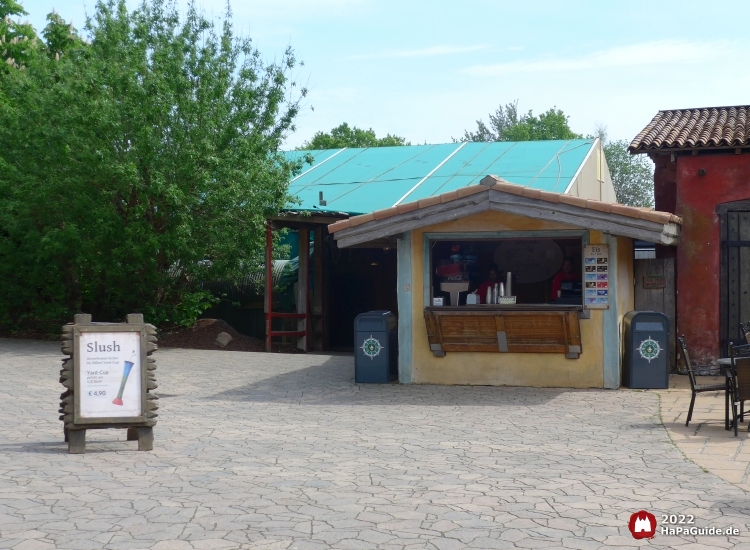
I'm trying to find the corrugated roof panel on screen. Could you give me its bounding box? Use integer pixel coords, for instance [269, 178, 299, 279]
[283, 139, 596, 215]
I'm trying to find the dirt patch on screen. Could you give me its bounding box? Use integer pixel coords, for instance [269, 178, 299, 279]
[0, 329, 59, 341]
[159, 318, 303, 354]
[0, 318, 302, 354]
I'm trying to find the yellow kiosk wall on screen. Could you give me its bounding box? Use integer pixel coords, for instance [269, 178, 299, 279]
[406, 210, 634, 388]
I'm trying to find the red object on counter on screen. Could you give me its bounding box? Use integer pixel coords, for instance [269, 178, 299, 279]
[436, 264, 462, 277]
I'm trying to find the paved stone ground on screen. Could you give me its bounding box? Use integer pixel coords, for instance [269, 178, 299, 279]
[658, 374, 750, 492]
[1, 338, 749, 550]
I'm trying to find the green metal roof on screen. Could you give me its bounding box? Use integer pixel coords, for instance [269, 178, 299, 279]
[284, 139, 596, 216]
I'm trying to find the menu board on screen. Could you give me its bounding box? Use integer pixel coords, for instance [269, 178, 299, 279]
[494, 239, 563, 284]
[583, 244, 609, 309]
[78, 331, 142, 419]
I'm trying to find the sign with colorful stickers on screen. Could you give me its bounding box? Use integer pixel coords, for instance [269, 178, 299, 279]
[583, 244, 609, 309]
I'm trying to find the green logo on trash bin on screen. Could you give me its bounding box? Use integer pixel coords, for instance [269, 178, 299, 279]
[361, 335, 382, 360]
[638, 336, 661, 363]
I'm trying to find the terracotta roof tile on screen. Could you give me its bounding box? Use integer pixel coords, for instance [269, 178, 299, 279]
[558, 195, 588, 208]
[440, 190, 459, 203]
[327, 174, 682, 234]
[373, 206, 399, 220]
[417, 196, 442, 209]
[493, 181, 524, 195]
[630, 106, 750, 152]
[585, 200, 613, 214]
[396, 202, 420, 215]
[610, 204, 635, 217]
[328, 219, 351, 233]
[347, 213, 374, 228]
[456, 185, 486, 198]
[638, 210, 671, 224]
[537, 190, 561, 203]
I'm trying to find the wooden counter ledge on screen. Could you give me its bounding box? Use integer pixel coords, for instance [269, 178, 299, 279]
[424, 306, 582, 359]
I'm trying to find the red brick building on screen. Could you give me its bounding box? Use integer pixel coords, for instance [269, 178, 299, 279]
[630, 106, 750, 364]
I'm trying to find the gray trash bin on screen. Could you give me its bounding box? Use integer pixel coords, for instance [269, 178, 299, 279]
[355, 311, 398, 383]
[623, 311, 669, 389]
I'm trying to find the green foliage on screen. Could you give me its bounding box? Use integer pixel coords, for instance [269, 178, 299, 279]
[301, 122, 410, 149]
[592, 126, 654, 208]
[0, 0, 39, 69]
[0, 0, 306, 331]
[462, 100, 582, 142]
[43, 12, 84, 59]
[604, 139, 655, 208]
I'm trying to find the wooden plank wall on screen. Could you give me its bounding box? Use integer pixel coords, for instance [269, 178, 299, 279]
[634, 258, 676, 371]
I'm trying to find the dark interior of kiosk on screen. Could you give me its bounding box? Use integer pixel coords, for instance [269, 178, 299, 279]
[431, 238, 584, 306]
[328, 247, 398, 349]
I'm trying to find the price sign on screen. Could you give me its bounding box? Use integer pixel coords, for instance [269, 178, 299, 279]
[583, 244, 609, 310]
[78, 331, 142, 419]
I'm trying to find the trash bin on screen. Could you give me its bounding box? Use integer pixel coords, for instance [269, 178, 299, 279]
[623, 311, 669, 389]
[354, 311, 398, 383]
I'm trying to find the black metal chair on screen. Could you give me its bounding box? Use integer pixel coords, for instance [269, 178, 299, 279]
[678, 336, 726, 427]
[729, 344, 750, 436]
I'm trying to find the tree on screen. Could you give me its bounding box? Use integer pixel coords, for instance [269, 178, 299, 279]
[0, 0, 307, 331]
[462, 100, 582, 142]
[0, 0, 39, 69]
[590, 126, 654, 208]
[42, 11, 84, 59]
[604, 140, 655, 208]
[301, 122, 409, 149]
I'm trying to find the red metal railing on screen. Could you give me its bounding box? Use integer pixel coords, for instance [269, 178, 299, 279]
[265, 224, 309, 352]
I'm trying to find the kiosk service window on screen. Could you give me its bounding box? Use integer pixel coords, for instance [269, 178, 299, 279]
[431, 237, 583, 307]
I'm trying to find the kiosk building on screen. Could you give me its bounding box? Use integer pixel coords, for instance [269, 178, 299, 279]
[265, 139, 682, 387]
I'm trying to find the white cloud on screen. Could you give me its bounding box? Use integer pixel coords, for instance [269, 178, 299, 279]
[346, 44, 490, 61]
[463, 40, 735, 76]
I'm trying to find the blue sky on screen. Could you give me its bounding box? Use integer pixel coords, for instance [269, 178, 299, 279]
[18, 0, 750, 148]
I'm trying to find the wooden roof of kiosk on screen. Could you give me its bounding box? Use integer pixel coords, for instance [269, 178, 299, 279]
[328, 175, 682, 248]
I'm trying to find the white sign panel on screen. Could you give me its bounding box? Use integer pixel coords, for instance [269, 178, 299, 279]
[584, 244, 609, 310]
[79, 332, 142, 418]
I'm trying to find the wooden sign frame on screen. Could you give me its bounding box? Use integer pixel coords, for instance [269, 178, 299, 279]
[73, 324, 149, 425]
[60, 313, 158, 454]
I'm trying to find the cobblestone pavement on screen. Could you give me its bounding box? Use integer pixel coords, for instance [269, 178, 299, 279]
[1, 339, 749, 550]
[657, 374, 750, 492]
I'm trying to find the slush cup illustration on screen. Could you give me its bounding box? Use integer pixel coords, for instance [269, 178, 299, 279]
[112, 360, 134, 406]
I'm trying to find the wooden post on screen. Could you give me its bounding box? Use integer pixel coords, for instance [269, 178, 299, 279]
[68, 429, 86, 454]
[265, 223, 273, 353]
[298, 227, 309, 351]
[313, 227, 324, 351]
[137, 427, 153, 451]
[323, 230, 331, 351]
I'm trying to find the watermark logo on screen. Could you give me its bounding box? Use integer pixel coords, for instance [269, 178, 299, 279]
[629, 510, 657, 539]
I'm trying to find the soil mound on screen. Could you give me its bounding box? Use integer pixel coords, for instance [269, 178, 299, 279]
[159, 318, 303, 353]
